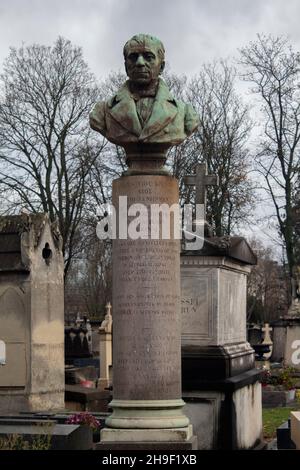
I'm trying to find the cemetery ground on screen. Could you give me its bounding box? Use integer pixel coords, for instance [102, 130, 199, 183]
[0, 404, 299, 450]
[263, 404, 300, 441]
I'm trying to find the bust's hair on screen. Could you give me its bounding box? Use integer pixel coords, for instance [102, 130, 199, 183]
[123, 34, 165, 62]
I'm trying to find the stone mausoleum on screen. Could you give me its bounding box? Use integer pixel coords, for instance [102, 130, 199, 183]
[0, 213, 65, 412]
[181, 236, 263, 449]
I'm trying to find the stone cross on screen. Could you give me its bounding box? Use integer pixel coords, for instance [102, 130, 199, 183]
[106, 302, 112, 316]
[184, 163, 219, 220]
[98, 302, 113, 390]
[262, 323, 273, 345]
[99, 302, 112, 334]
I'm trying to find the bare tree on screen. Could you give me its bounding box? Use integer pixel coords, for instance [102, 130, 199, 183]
[0, 37, 105, 276]
[240, 35, 300, 276]
[247, 237, 289, 323]
[65, 237, 112, 320]
[165, 62, 254, 236]
[292, 187, 300, 267]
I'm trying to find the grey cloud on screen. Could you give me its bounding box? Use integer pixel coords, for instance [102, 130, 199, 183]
[0, 0, 300, 78]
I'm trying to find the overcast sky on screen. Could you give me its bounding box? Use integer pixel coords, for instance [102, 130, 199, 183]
[1, 0, 300, 79]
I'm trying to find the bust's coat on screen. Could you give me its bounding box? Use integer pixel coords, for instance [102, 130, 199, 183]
[90, 78, 199, 146]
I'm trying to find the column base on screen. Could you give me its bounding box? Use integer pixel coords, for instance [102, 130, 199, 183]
[101, 423, 193, 442]
[96, 437, 198, 451]
[105, 399, 190, 429]
[97, 424, 197, 450]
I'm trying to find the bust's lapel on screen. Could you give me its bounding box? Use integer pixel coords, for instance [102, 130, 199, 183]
[108, 82, 142, 137]
[139, 79, 178, 141]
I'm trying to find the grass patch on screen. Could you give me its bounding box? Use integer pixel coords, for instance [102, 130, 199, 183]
[263, 406, 300, 439]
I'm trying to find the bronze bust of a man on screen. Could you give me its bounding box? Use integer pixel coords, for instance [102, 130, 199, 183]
[90, 34, 199, 171]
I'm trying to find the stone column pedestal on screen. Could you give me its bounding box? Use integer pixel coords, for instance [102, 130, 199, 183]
[100, 174, 195, 448]
[180, 251, 263, 449]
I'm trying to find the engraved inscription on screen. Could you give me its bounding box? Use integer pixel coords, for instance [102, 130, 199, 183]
[112, 176, 181, 400]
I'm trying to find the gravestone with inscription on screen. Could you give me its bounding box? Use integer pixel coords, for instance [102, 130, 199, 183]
[180, 165, 263, 450]
[91, 34, 199, 450]
[0, 213, 64, 412]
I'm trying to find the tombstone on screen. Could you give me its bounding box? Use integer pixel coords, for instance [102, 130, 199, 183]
[271, 271, 300, 369]
[180, 164, 263, 450]
[84, 317, 93, 354]
[0, 213, 65, 412]
[98, 302, 113, 391]
[64, 327, 91, 361]
[183, 162, 218, 237]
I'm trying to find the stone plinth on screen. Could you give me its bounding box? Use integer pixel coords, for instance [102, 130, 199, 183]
[0, 214, 64, 412]
[181, 255, 254, 381]
[101, 174, 192, 447]
[183, 371, 262, 450]
[180, 246, 263, 449]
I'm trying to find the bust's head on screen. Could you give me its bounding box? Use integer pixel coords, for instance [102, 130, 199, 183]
[123, 34, 165, 86]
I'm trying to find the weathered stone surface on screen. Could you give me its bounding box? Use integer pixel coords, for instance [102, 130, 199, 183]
[112, 175, 181, 401]
[101, 425, 193, 442]
[97, 437, 198, 450]
[0, 213, 64, 412]
[104, 174, 190, 435]
[181, 256, 251, 347]
[180, 251, 262, 449]
[183, 371, 263, 450]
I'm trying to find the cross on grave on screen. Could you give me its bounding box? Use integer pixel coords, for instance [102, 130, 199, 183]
[106, 302, 112, 316]
[262, 323, 273, 346]
[184, 163, 219, 222]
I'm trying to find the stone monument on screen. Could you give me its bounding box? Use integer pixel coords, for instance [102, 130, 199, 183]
[271, 266, 300, 369]
[180, 164, 263, 450]
[0, 213, 65, 412]
[98, 302, 113, 391]
[91, 34, 199, 449]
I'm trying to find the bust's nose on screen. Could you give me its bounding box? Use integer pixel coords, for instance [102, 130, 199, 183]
[136, 54, 146, 66]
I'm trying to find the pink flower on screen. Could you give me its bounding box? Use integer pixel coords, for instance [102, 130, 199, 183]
[66, 412, 100, 430]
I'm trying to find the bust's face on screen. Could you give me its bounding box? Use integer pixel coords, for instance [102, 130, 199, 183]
[125, 43, 164, 85]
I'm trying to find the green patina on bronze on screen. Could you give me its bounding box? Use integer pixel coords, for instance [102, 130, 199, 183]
[90, 34, 199, 168]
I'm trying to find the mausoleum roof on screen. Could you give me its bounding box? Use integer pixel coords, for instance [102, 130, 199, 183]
[0, 213, 60, 272]
[181, 236, 257, 265]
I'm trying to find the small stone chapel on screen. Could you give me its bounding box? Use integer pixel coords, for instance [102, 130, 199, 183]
[0, 213, 65, 412]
